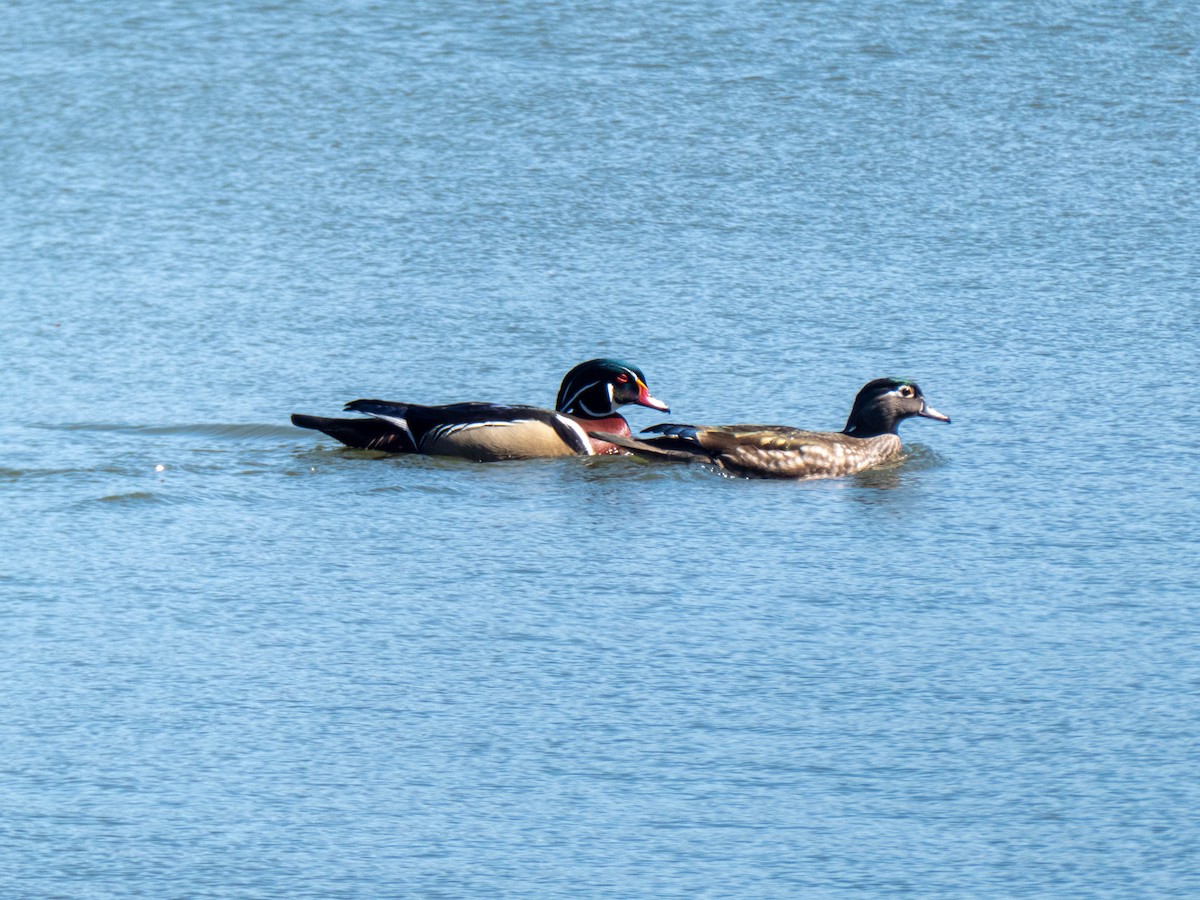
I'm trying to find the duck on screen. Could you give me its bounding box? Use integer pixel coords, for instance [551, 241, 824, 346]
[291, 358, 669, 461]
[590, 377, 949, 479]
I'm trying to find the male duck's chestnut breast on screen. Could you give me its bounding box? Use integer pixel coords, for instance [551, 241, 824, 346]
[574, 414, 631, 455]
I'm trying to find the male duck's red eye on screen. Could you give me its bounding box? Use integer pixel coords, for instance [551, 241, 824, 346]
[616, 373, 629, 383]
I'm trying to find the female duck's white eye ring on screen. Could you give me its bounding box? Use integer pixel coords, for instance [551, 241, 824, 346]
[898, 385, 914, 398]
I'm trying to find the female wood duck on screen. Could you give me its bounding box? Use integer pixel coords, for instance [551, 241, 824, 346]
[291, 358, 669, 461]
[590, 377, 949, 479]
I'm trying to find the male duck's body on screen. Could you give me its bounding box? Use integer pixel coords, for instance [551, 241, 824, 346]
[291, 358, 668, 462]
[592, 377, 949, 479]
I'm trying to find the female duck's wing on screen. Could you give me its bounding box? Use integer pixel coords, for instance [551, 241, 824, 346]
[622, 423, 901, 479]
[696, 428, 901, 479]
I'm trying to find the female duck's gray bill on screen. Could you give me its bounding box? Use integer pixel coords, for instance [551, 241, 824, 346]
[919, 401, 951, 423]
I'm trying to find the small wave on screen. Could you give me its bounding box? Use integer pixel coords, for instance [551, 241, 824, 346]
[366, 483, 471, 496]
[900, 443, 948, 470]
[2, 465, 128, 481]
[94, 491, 168, 505]
[33, 422, 303, 440]
[579, 454, 716, 483]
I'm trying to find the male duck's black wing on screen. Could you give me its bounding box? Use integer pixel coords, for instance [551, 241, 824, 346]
[344, 400, 592, 461]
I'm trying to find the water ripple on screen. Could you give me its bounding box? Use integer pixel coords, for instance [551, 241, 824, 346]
[32, 422, 301, 441]
[94, 491, 168, 505]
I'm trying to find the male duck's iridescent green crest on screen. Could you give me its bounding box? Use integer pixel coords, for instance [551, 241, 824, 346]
[555, 358, 669, 418]
[842, 378, 950, 438]
[290, 358, 668, 462]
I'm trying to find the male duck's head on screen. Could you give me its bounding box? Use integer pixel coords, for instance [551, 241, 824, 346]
[555, 358, 670, 419]
[843, 378, 950, 438]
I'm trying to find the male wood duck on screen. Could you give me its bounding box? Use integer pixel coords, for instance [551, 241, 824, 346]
[590, 377, 949, 479]
[291, 358, 669, 461]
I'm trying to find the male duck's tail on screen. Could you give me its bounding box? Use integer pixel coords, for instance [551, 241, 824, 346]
[291, 413, 415, 452]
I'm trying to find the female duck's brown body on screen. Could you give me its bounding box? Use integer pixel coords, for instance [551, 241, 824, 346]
[291, 358, 668, 462]
[668, 426, 906, 479]
[592, 378, 949, 479]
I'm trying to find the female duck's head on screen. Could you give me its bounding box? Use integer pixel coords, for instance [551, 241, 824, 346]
[843, 378, 950, 438]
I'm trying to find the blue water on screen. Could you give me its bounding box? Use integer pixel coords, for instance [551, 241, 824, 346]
[3, 1, 1198, 896]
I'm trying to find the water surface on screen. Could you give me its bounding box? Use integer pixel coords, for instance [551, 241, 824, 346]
[2, 1, 1198, 896]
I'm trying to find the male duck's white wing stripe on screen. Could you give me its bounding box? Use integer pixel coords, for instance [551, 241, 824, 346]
[554, 414, 594, 456]
[369, 413, 415, 446]
[423, 419, 538, 444]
